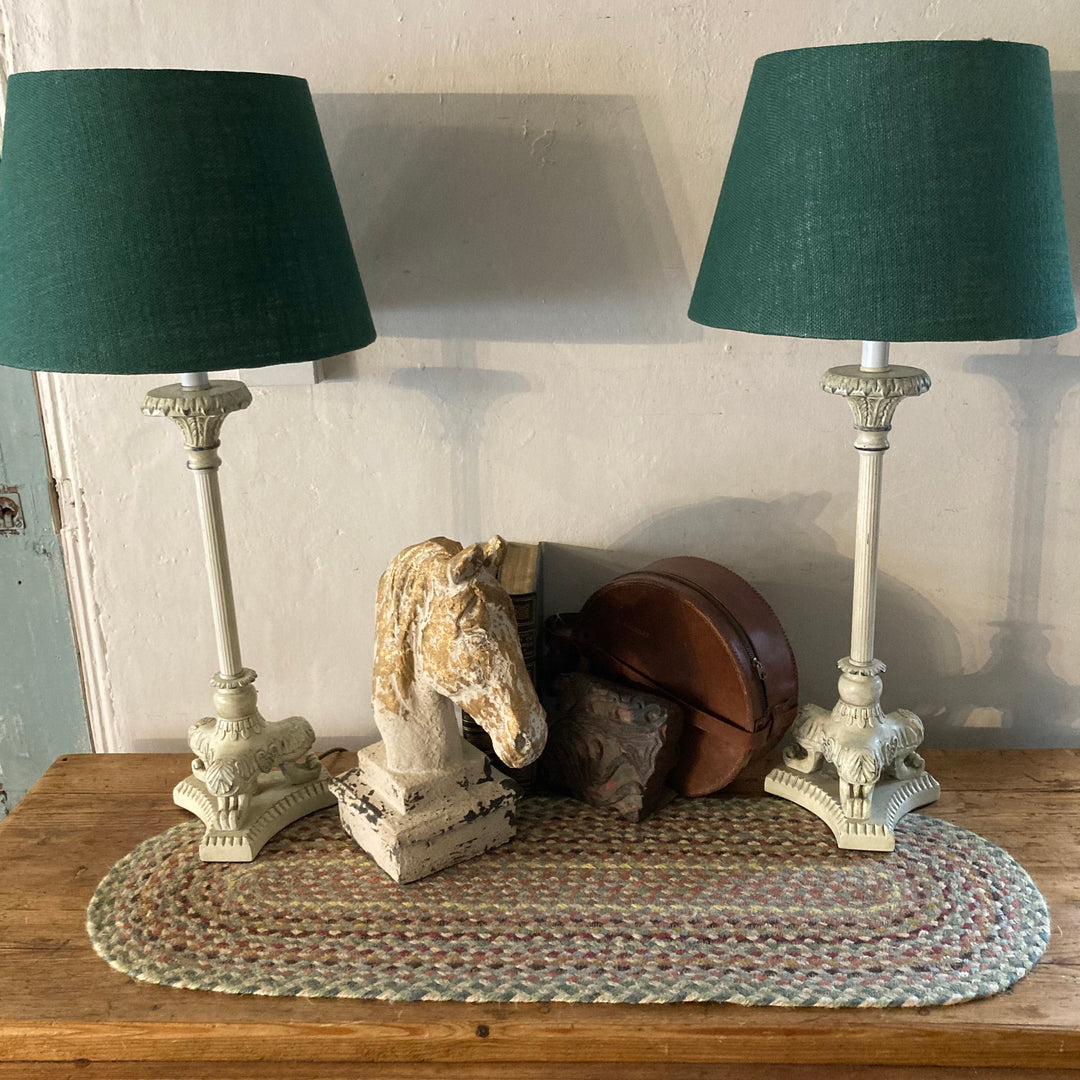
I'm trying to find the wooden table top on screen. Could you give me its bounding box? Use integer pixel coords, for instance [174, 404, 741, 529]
[0, 749, 1077, 1079]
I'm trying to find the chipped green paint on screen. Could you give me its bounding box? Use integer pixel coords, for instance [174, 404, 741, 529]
[0, 367, 90, 815]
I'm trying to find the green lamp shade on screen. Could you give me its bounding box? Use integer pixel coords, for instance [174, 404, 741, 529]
[0, 68, 376, 374]
[689, 40, 1076, 342]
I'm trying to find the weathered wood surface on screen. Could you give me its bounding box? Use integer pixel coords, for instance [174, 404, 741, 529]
[0, 1066, 1077, 1080]
[0, 750, 1077, 1078]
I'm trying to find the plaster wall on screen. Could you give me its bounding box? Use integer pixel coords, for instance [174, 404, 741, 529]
[6, 0, 1080, 753]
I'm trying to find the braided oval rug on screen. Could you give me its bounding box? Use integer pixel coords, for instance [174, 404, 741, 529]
[86, 797, 1048, 1007]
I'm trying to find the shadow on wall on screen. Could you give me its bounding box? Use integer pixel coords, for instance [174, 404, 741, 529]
[281, 88, 1080, 751]
[537, 79, 1080, 751]
[312, 93, 695, 350]
[917, 74, 1080, 746]
[542, 495, 965, 748]
[391, 339, 534, 540]
[545, 396, 1080, 751]
[943, 338, 1080, 747]
[1053, 73, 1080, 304]
[312, 93, 692, 539]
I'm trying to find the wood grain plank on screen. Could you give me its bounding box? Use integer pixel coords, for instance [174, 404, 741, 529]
[1, 1065, 1076, 1080]
[21, 748, 1080, 799]
[1, 1018, 1079, 1068]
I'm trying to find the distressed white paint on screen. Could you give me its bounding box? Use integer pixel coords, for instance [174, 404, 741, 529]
[332, 741, 519, 884]
[6, 0, 1080, 755]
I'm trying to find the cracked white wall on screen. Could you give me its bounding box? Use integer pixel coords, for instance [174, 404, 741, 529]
[5, 0, 1080, 753]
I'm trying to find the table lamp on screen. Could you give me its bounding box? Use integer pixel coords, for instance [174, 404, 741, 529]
[689, 40, 1075, 850]
[0, 69, 377, 860]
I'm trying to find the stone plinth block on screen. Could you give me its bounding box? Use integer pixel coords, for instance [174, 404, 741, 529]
[329, 740, 518, 883]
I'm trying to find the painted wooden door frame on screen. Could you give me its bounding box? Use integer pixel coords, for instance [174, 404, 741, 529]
[34, 373, 120, 753]
[0, 369, 93, 814]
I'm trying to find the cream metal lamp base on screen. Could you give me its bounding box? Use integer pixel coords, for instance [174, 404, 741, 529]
[765, 343, 940, 851]
[143, 375, 334, 862]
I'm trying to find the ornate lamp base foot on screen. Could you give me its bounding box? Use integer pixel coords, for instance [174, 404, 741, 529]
[177, 669, 335, 861]
[330, 739, 518, 883]
[175, 766, 335, 862]
[766, 656, 941, 851]
[764, 765, 940, 851]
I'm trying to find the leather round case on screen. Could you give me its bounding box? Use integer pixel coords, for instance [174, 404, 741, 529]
[573, 556, 798, 796]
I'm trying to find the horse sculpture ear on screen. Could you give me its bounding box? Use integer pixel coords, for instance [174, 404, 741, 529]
[448, 535, 507, 584]
[448, 543, 486, 584]
[482, 535, 507, 569]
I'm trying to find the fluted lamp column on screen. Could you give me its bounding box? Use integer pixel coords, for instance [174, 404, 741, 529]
[779, 345, 939, 845]
[688, 40, 1075, 850]
[141, 373, 334, 860]
[0, 69, 377, 860]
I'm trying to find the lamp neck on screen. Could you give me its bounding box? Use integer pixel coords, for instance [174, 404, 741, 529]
[181, 371, 211, 390]
[860, 341, 890, 372]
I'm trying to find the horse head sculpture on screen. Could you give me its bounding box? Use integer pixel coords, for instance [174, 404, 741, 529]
[371, 535, 547, 776]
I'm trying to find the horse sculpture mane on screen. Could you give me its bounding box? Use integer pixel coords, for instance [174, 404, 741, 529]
[371, 535, 546, 775]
